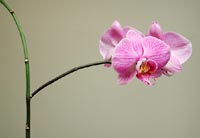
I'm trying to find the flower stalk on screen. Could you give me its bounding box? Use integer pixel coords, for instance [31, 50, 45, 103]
[0, 0, 31, 138]
[0, 2, 111, 137]
[31, 60, 111, 99]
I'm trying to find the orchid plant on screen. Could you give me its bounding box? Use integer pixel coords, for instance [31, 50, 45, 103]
[0, 0, 192, 138]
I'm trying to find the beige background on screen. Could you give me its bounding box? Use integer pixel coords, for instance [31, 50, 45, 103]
[0, 0, 199, 138]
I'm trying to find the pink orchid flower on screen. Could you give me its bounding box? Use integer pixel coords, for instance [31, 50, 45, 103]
[148, 22, 192, 76]
[112, 30, 171, 85]
[99, 21, 143, 67]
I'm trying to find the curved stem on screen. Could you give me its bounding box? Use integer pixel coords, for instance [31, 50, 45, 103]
[31, 61, 111, 99]
[0, 1, 31, 138]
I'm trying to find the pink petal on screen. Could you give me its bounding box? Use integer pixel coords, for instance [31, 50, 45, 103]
[99, 40, 114, 61]
[125, 26, 145, 37]
[117, 68, 136, 84]
[148, 22, 163, 38]
[126, 30, 144, 55]
[112, 38, 142, 84]
[123, 26, 133, 36]
[162, 54, 182, 76]
[136, 73, 151, 85]
[162, 32, 192, 64]
[102, 21, 124, 46]
[99, 21, 124, 61]
[99, 21, 137, 62]
[142, 36, 170, 69]
[126, 30, 143, 41]
[112, 38, 140, 73]
[151, 70, 162, 79]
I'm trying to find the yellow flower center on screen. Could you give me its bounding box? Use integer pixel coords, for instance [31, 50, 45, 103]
[140, 62, 150, 73]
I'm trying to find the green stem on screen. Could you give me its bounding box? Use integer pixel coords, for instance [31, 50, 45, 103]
[0, 1, 31, 138]
[0, 0, 112, 137]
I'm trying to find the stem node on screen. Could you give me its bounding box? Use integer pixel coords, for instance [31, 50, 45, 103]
[9, 10, 14, 14]
[25, 58, 29, 63]
[26, 124, 30, 130]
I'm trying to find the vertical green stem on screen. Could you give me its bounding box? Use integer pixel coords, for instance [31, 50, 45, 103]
[0, 0, 31, 138]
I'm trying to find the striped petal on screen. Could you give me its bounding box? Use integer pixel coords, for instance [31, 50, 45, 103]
[112, 38, 142, 84]
[142, 36, 171, 69]
[162, 32, 192, 64]
[148, 22, 163, 38]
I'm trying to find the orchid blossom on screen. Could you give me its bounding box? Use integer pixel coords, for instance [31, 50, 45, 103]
[99, 21, 192, 85]
[99, 21, 142, 66]
[148, 22, 192, 76]
[112, 30, 171, 85]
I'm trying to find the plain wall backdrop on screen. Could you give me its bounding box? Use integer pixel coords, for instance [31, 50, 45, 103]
[0, 0, 200, 138]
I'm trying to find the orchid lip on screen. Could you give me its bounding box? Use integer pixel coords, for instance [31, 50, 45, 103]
[140, 62, 150, 73]
[136, 59, 158, 75]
